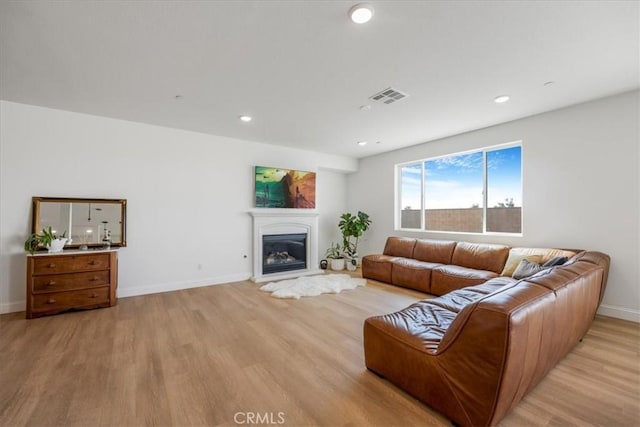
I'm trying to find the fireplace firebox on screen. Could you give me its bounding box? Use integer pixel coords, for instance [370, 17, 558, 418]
[262, 233, 307, 275]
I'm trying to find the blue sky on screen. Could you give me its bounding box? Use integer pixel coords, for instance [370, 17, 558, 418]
[400, 146, 522, 209]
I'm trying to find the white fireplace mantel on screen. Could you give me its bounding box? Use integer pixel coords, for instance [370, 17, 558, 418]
[249, 210, 323, 282]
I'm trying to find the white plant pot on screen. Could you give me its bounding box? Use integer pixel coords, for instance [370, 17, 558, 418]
[329, 258, 345, 271]
[346, 257, 358, 271]
[47, 238, 68, 253]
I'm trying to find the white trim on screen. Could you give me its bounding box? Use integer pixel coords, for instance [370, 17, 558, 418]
[393, 228, 524, 238]
[0, 300, 26, 314]
[597, 304, 640, 323]
[482, 150, 488, 233]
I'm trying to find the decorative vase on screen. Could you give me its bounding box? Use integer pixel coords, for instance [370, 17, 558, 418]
[346, 256, 358, 271]
[47, 238, 68, 253]
[330, 258, 345, 271]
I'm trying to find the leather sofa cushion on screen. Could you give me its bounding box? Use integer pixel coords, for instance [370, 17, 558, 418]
[429, 277, 516, 313]
[451, 241, 510, 273]
[431, 265, 499, 296]
[365, 300, 457, 353]
[361, 254, 397, 283]
[383, 237, 416, 258]
[413, 239, 456, 264]
[390, 258, 440, 293]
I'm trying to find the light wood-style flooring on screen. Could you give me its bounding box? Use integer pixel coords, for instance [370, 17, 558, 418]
[1, 276, 638, 426]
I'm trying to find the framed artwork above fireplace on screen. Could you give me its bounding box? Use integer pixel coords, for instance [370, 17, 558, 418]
[254, 166, 316, 208]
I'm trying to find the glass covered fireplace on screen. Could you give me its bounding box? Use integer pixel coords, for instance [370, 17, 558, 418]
[262, 233, 307, 275]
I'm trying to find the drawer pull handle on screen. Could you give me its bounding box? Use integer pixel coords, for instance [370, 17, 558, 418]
[90, 293, 98, 298]
[46, 298, 56, 304]
[89, 276, 99, 281]
[88, 260, 97, 265]
[47, 263, 56, 268]
[46, 281, 56, 286]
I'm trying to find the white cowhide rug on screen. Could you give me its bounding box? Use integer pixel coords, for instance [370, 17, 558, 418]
[259, 274, 366, 299]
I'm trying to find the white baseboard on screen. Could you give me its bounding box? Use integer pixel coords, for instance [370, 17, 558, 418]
[597, 304, 640, 323]
[116, 273, 252, 298]
[0, 300, 26, 315]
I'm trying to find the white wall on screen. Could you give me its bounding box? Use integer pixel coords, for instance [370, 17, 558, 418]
[0, 101, 354, 313]
[348, 90, 640, 322]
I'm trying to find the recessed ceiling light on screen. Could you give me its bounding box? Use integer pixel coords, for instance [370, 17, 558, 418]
[357, 141, 368, 146]
[494, 95, 510, 104]
[349, 3, 374, 24]
[239, 115, 252, 122]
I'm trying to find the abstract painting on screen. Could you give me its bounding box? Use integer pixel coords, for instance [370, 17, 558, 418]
[255, 166, 316, 208]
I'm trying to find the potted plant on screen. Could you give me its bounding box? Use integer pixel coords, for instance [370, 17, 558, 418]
[338, 211, 372, 269]
[24, 226, 69, 254]
[325, 242, 346, 271]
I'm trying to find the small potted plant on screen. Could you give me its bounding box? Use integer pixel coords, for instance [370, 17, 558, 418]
[338, 211, 372, 270]
[325, 242, 346, 271]
[24, 226, 69, 254]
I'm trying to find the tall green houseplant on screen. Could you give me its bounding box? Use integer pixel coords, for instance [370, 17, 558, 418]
[338, 211, 371, 257]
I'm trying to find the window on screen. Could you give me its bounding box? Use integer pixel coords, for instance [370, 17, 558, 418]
[397, 143, 522, 234]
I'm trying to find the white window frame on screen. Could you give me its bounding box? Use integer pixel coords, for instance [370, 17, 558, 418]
[395, 141, 523, 235]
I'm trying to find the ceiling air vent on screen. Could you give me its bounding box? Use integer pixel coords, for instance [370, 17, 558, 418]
[369, 87, 409, 104]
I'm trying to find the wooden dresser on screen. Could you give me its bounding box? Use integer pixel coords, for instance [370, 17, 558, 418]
[26, 249, 118, 318]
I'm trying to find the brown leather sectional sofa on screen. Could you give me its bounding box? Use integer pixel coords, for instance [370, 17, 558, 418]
[362, 237, 610, 427]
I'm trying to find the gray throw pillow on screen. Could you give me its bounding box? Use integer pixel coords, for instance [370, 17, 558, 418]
[542, 256, 568, 267]
[513, 259, 548, 280]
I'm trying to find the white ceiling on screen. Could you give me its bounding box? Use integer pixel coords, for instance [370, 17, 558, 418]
[1, 1, 638, 159]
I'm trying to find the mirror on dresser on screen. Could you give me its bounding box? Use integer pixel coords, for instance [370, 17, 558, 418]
[31, 197, 127, 248]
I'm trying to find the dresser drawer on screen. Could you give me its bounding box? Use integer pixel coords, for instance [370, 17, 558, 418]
[32, 271, 110, 293]
[31, 287, 110, 313]
[32, 253, 110, 275]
